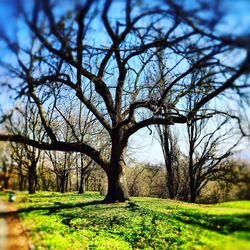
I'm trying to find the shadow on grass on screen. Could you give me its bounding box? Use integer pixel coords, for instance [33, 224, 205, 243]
[18, 200, 104, 214]
[173, 210, 250, 234]
[0, 211, 18, 218]
[18, 198, 250, 239]
[24, 193, 97, 199]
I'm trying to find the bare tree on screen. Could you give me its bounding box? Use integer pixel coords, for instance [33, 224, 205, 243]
[156, 122, 180, 199]
[77, 153, 93, 194]
[0, 0, 249, 202]
[127, 164, 147, 196]
[186, 117, 237, 202]
[46, 150, 75, 193]
[7, 103, 44, 194]
[37, 151, 55, 191]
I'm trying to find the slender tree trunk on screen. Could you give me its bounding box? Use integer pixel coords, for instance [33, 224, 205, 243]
[189, 163, 198, 203]
[65, 172, 69, 192]
[189, 170, 197, 202]
[78, 166, 85, 194]
[19, 174, 24, 191]
[41, 176, 48, 191]
[158, 123, 179, 200]
[69, 173, 72, 192]
[28, 162, 36, 194]
[56, 176, 60, 192]
[188, 127, 196, 203]
[78, 176, 85, 194]
[190, 188, 197, 203]
[103, 132, 129, 203]
[166, 161, 175, 199]
[3, 177, 9, 189]
[86, 177, 89, 191]
[76, 157, 79, 191]
[60, 176, 65, 193]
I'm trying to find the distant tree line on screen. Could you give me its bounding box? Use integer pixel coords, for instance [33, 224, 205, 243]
[0, 137, 249, 204]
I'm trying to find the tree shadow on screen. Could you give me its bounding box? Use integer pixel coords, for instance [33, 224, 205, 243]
[18, 198, 250, 240]
[23, 193, 94, 199]
[173, 210, 250, 235]
[0, 211, 18, 218]
[18, 200, 104, 215]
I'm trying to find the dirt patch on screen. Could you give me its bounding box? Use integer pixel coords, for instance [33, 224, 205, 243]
[4, 202, 30, 250]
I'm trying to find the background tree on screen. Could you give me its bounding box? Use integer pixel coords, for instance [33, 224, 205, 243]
[0, 142, 13, 190]
[37, 152, 55, 191]
[186, 116, 238, 202]
[153, 48, 181, 200]
[7, 103, 44, 194]
[156, 110, 181, 199]
[77, 154, 93, 194]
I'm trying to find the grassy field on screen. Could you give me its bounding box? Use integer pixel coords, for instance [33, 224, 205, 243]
[4, 192, 250, 250]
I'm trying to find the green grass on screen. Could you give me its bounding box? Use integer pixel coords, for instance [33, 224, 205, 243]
[11, 192, 250, 250]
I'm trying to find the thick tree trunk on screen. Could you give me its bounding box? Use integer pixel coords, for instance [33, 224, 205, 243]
[28, 162, 36, 194]
[103, 133, 129, 203]
[104, 167, 129, 202]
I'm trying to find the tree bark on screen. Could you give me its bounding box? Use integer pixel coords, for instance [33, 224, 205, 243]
[189, 171, 197, 202]
[60, 176, 66, 193]
[78, 154, 86, 194]
[78, 172, 85, 194]
[65, 172, 69, 192]
[104, 167, 129, 202]
[28, 162, 36, 194]
[190, 189, 197, 203]
[76, 163, 79, 192]
[56, 176, 60, 192]
[103, 132, 129, 203]
[3, 177, 9, 189]
[19, 174, 24, 191]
